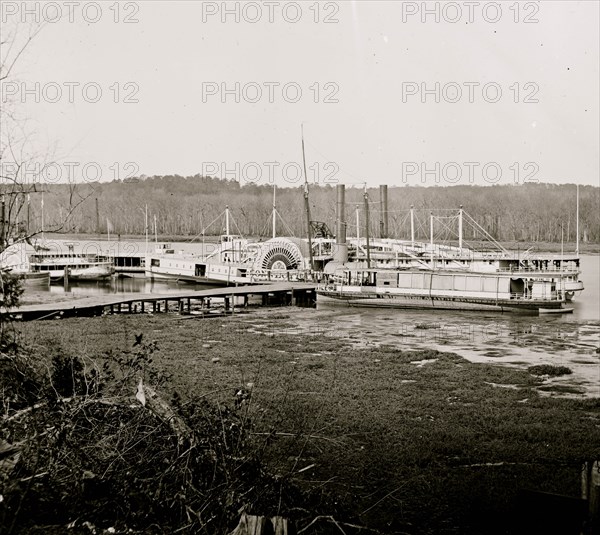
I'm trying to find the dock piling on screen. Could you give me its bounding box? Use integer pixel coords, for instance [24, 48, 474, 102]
[10, 282, 318, 321]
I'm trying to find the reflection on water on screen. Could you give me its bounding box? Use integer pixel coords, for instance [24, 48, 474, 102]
[573, 254, 600, 322]
[252, 305, 600, 398]
[46, 277, 220, 297]
[254, 255, 600, 398]
[36, 255, 599, 319]
[24, 256, 600, 397]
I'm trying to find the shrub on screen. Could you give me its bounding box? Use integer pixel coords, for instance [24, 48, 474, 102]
[528, 364, 573, 377]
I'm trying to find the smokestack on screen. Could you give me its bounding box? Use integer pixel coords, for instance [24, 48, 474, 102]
[334, 184, 348, 263]
[379, 185, 388, 239]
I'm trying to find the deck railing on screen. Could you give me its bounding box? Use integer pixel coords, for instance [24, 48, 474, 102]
[494, 267, 579, 274]
[247, 269, 323, 283]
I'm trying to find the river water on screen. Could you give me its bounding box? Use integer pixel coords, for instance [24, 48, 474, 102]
[23, 251, 600, 398]
[250, 255, 600, 398]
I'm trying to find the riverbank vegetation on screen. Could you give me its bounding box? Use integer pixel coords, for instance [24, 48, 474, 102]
[2, 311, 598, 534]
[27, 180, 600, 245]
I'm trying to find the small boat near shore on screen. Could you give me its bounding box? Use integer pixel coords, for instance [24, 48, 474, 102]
[539, 307, 574, 314]
[28, 252, 115, 281]
[1, 241, 115, 283]
[19, 271, 51, 288]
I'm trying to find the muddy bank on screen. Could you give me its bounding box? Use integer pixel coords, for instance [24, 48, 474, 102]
[18, 311, 600, 534]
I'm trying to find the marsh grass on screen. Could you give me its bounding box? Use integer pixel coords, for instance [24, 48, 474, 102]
[528, 364, 573, 377]
[16, 314, 600, 534]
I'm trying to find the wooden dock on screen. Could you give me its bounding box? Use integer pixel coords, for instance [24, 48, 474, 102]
[5, 283, 318, 321]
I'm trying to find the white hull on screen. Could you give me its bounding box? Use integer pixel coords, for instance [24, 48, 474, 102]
[145, 256, 251, 286]
[318, 293, 563, 314]
[19, 272, 51, 288]
[145, 239, 318, 286]
[539, 307, 574, 314]
[68, 265, 115, 281]
[145, 268, 248, 286]
[34, 263, 115, 281]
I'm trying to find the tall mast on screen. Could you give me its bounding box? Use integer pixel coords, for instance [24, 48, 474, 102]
[301, 124, 314, 270]
[364, 185, 371, 268]
[41, 191, 45, 238]
[356, 206, 360, 242]
[430, 212, 434, 254]
[576, 184, 579, 255]
[225, 205, 230, 236]
[272, 185, 276, 239]
[458, 205, 463, 251]
[95, 197, 100, 236]
[410, 205, 415, 247]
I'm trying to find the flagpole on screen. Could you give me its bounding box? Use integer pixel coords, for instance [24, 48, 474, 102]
[41, 191, 45, 239]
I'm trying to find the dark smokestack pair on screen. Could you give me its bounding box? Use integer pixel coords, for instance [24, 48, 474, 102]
[333, 184, 388, 263]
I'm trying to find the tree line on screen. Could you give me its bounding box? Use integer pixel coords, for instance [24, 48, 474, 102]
[18, 177, 600, 244]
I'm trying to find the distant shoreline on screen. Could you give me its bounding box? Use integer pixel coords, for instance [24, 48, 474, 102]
[35, 233, 600, 254]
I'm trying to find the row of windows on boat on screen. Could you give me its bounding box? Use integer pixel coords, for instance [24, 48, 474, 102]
[33, 265, 96, 271]
[351, 258, 577, 269]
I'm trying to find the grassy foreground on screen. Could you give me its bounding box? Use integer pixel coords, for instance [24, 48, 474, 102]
[14, 311, 600, 534]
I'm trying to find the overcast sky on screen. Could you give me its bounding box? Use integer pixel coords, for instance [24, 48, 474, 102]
[4, 0, 599, 187]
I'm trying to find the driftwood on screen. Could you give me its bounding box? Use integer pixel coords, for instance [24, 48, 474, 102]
[3, 397, 140, 423]
[136, 379, 197, 449]
[0, 439, 22, 480]
[229, 513, 294, 535]
[297, 516, 384, 534]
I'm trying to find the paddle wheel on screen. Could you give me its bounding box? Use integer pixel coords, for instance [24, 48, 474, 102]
[252, 238, 309, 270]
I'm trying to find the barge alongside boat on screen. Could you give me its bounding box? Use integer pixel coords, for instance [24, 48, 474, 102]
[317, 266, 573, 314]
